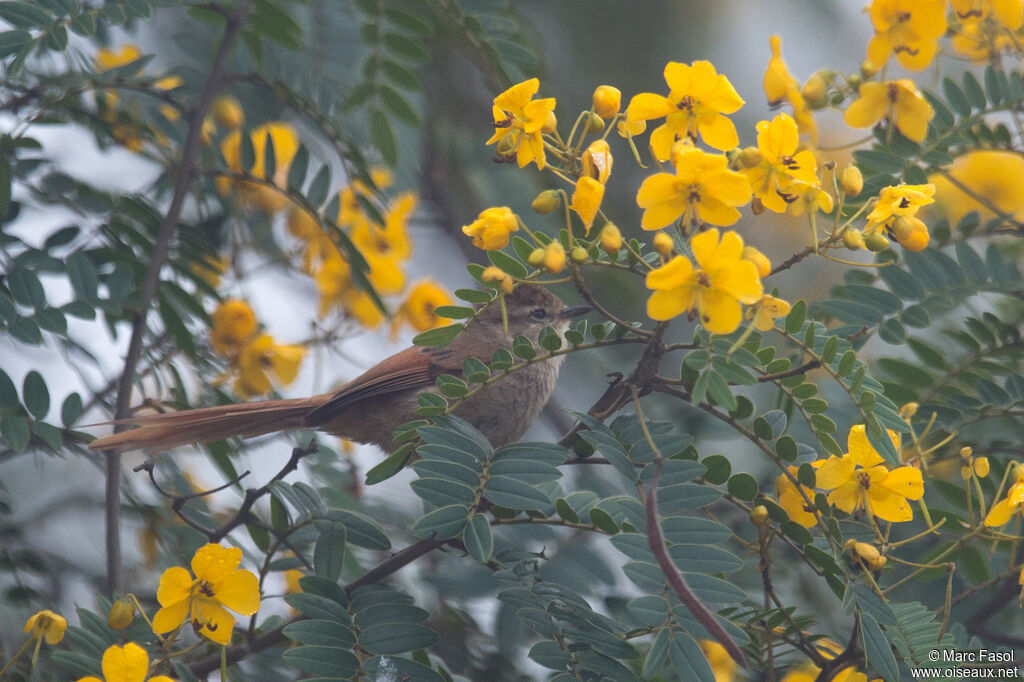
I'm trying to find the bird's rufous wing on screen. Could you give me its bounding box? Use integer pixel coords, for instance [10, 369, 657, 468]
[303, 345, 460, 427]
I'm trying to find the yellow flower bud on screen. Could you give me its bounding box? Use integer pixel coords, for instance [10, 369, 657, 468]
[742, 245, 771, 278]
[211, 95, 244, 130]
[852, 541, 881, 564]
[843, 538, 857, 551]
[891, 216, 930, 252]
[481, 265, 514, 293]
[960, 446, 973, 459]
[961, 463, 973, 480]
[527, 247, 546, 267]
[864, 232, 890, 252]
[736, 146, 763, 169]
[108, 598, 135, 630]
[841, 165, 863, 197]
[899, 402, 919, 419]
[652, 232, 674, 256]
[571, 246, 588, 263]
[751, 197, 766, 215]
[843, 229, 865, 250]
[200, 116, 216, 146]
[846, 73, 862, 91]
[592, 85, 622, 119]
[801, 75, 828, 109]
[860, 60, 879, 79]
[600, 223, 622, 254]
[543, 241, 566, 274]
[974, 457, 990, 478]
[750, 505, 769, 527]
[542, 110, 558, 134]
[585, 112, 605, 134]
[531, 189, 561, 214]
[866, 554, 887, 570]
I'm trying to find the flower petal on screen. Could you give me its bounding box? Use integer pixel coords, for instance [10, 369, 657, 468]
[191, 543, 242, 583]
[152, 599, 190, 635]
[215, 569, 261, 616]
[194, 601, 236, 645]
[645, 256, 694, 291]
[102, 642, 150, 682]
[814, 455, 855, 491]
[156, 566, 193, 607]
[626, 93, 675, 121]
[698, 114, 739, 151]
[646, 287, 696, 321]
[869, 491, 913, 523]
[877, 466, 924, 501]
[494, 78, 539, 111]
[696, 287, 742, 334]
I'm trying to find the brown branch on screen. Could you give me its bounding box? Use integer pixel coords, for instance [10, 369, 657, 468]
[98, 0, 253, 596]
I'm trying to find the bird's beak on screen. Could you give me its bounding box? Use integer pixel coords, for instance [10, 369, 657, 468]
[560, 305, 593, 320]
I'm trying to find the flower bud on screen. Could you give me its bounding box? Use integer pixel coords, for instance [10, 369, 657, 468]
[974, 456, 990, 478]
[842, 229, 865, 250]
[736, 146, 763, 169]
[846, 74, 862, 91]
[527, 247, 546, 267]
[652, 232, 674, 256]
[860, 60, 879, 79]
[600, 223, 622, 254]
[864, 232, 890, 252]
[592, 85, 622, 119]
[481, 265, 514, 293]
[571, 246, 588, 263]
[751, 197, 766, 215]
[531, 189, 561, 214]
[841, 165, 863, 197]
[866, 554, 887, 571]
[211, 95, 244, 130]
[801, 75, 828, 109]
[108, 598, 135, 630]
[961, 464, 972, 480]
[960, 446, 973, 459]
[830, 92, 845, 106]
[742, 246, 771, 278]
[200, 116, 216, 146]
[750, 505, 769, 527]
[585, 112, 605, 134]
[544, 241, 566, 274]
[899, 402, 919, 419]
[1011, 463, 1024, 483]
[852, 541, 881, 564]
[891, 216, 929, 252]
[542, 110, 558, 134]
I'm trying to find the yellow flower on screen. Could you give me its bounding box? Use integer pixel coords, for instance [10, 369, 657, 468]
[814, 425, 924, 523]
[776, 466, 817, 528]
[952, 0, 1023, 28]
[581, 139, 613, 184]
[889, 215, 930, 251]
[950, 19, 1016, 61]
[77, 642, 175, 682]
[592, 85, 621, 119]
[985, 466, 1024, 526]
[751, 295, 791, 331]
[211, 95, 244, 130]
[486, 78, 556, 169]
[543, 241, 566, 274]
[313, 256, 387, 327]
[24, 609, 66, 645]
[625, 60, 745, 160]
[644, 228, 763, 334]
[928, 150, 1024, 226]
[216, 123, 300, 213]
[740, 113, 820, 214]
[481, 265, 514, 293]
[210, 299, 257, 357]
[780, 640, 882, 682]
[699, 640, 737, 682]
[844, 80, 934, 143]
[352, 191, 416, 262]
[652, 231, 674, 257]
[391, 280, 452, 339]
[864, 184, 935, 240]
[96, 44, 142, 72]
[462, 207, 519, 250]
[191, 255, 228, 290]
[152, 543, 261, 645]
[636, 146, 751, 230]
[866, 0, 947, 71]
[287, 207, 338, 273]
[741, 245, 771, 278]
[762, 36, 817, 142]
[571, 177, 605, 233]
[234, 334, 305, 398]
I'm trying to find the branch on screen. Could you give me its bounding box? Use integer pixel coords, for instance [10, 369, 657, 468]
[98, 0, 253, 596]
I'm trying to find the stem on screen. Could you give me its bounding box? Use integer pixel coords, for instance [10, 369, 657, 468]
[0, 636, 33, 678]
[99, 1, 253, 597]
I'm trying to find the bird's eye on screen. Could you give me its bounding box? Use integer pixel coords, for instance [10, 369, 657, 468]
[529, 308, 547, 320]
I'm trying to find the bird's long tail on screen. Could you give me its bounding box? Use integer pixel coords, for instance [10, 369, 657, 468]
[88, 396, 330, 454]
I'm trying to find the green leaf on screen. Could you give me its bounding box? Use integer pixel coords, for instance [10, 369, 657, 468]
[411, 504, 470, 539]
[380, 85, 420, 126]
[365, 443, 415, 484]
[1, 414, 30, 451]
[283, 619, 356, 648]
[282, 646, 359, 678]
[484, 476, 550, 511]
[701, 454, 731, 484]
[8, 268, 45, 308]
[383, 32, 429, 62]
[306, 164, 330, 208]
[984, 64, 1002, 104]
[0, 2, 51, 28]
[0, 369, 18, 410]
[22, 370, 49, 418]
[382, 59, 421, 90]
[313, 529, 346, 582]
[410, 477, 476, 507]
[859, 613, 898, 682]
[784, 299, 806, 334]
[360, 622, 439, 654]
[705, 371, 737, 411]
[726, 472, 757, 500]
[942, 77, 971, 116]
[669, 632, 715, 682]
[463, 512, 493, 562]
[487, 249, 528, 278]
[67, 251, 99, 301]
[369, 108, 398, 166]
[413, 323, 464, 348]
[589, 507, 619, 534]
[0, 29, 32, 58]
[643, 628, 670, 678]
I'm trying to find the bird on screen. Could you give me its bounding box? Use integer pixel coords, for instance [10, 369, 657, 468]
[88, 284, 590, 454]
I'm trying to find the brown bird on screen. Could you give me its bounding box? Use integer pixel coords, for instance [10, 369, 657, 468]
[89, 284, 590, 454]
